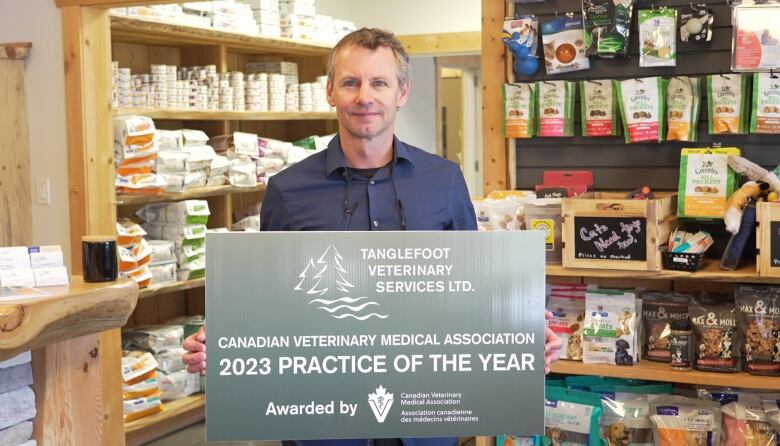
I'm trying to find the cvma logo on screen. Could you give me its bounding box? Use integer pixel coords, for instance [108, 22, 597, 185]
[368, 386, 394, 423]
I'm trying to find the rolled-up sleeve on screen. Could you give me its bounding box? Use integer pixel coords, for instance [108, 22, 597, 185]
[260, 179, 296, 231]
[447, 165, 477, 230]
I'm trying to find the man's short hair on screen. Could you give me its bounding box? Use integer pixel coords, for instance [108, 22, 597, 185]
[327, 28, 411, 87]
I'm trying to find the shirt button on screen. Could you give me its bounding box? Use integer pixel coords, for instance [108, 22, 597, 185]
[369, 180, 375, 185]
[372, 220, 379, 227]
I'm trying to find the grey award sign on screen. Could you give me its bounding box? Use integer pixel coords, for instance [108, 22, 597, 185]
[206, 231, 545, 441]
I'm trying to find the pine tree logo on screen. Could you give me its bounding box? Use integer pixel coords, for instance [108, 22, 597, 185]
[295, 244, 388, 320]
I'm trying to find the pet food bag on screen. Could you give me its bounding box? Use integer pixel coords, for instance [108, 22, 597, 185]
[503, 16, 539, 57]
[579, 80, 620, 137]
[541, 15, 590, 75]
[736, 285, 780, 376]
[699, 390, 777, 446]
[136, 200, 210, 225]
[547, 291, 586, 360]
[707, 73, 750, 134]
[691, 294, 740, 373]
[667, 76, 701, 141]
[583, 289, 638, 366]
[677, 147, 741, 219]
[638, 8, 677, 67]
[649, 395, 722, 446]
[536, 80, 575, 137]
[504, 83, 536, 138]
[751, 72, 780, 134]
[615, 77, 666, 143]
[583, 0, 635, 58]
[542, 387, 603, 446]
[762, 398, 780, 437]
[594, 384, 673, 446]
[641, 292, 691, 362]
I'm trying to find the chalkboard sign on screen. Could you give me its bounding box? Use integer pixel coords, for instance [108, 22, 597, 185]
[574, 216, 647, 261]
[771, 222, 780, 267]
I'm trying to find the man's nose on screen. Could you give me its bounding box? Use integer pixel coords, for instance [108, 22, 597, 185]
[356, 83, 372, 104]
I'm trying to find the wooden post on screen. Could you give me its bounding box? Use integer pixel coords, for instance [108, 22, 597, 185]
[481, 0, 508, 194]
[49, 5, 125, 445]
[0, 42, 33, 246]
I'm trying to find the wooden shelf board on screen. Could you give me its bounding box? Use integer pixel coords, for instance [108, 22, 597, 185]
[0, 277, 138, 361]
[546, 260, 777, 283]
[115, 107, 337, 121]
[139, 278, 205, 299]
[551, 359, 780, 390]
[110, 15, 332, 56]
[125, 393, 205, 446]
[117, 184, 266, 206]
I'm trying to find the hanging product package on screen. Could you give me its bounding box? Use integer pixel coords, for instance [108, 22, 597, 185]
[679, 4, 714, 43]
[541, 15, 590, 74]
[638, 8, 677, 67]
[615, 77, 666, 143]
[666, 76, 701, 141]
[504, 83, 536, 138]
[583, 0, 634, 58]
[751, 72, 780, 134]
[536, 80, 575, 137]
[579, 79, 620, 137]
[736, 284, 780, 376]
[677, 147, 741, 219]
[649, 395, 722, 446]
[707, 73, 750, 135]
[542, 386, 603, 446]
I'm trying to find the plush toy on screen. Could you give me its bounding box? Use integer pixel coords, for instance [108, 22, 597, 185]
[728, 156, 780, 192]
[724, 181, 770, 234]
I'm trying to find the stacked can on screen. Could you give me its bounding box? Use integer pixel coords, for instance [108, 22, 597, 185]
[246, 73, 269, 112]
[150, 64, 169, 109]
[269, 74, 286, 112]
[166, 66, 182, 109]
[242, 0, 281, 37]
[297, 83, 313, 112]
[230, 71, 246, 111]
[313, 76, 329, 112]
[115, 64, 132, 108]
[285, 84, 300, 112]
[130, 74, 151, 108]
[218, 74, 234, 111]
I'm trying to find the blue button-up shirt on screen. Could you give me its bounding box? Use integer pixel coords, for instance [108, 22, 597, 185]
[260, 135, 476, 446]
[260, 135, 477, 232]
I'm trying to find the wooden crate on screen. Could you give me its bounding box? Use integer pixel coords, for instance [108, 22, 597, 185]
[756, 201, 780, 277]
[562, 193, 677, 271]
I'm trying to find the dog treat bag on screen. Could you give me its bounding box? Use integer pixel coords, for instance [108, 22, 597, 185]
[641, 292, 691, 362]
[547, 292, 586, 360]
[536, 81, 575, 137]
[541, 15, 590, 74]
[583, 289, 638, 366]
[543, 386, 603, 446]
[736, 285, 780, 376]
[751, 72, 780, 134]
[699, 391, 777, 446]
[579, 80, 620, 137]
[649, 395, 722, 446]
[595, 384, 673, 446]
[677, 147, 741, 219]
[615, 77, 666, 143]
[504, 83, 536, 138]
[583, 0, 635, 58]
[690, 294, 740, 372]
[708, 73, 750, 134]
[638, 8, 677, 67]
[667, 76, 701, 142]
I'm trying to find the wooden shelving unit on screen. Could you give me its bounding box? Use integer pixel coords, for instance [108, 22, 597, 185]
[138, 277, 205, 299]
[124, 393, 206, 446]
[547, 261, 774, 283]
[115, 107, 337, 121]
[117, 184, 266, 206]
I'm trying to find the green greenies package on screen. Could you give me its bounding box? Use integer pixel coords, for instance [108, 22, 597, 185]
[707, 73, 750, 134]
[666, 76, 701, 142]
[751, 72, 780, 134]
[579, 79, 620, 136]
[615, 77, 666, 143]
[504, 83, 537, 138]
[536, 80, 575, 137]
[583, 0, 635, 58]
[638, 8, 677, 67]
[542, 387, 603, 446]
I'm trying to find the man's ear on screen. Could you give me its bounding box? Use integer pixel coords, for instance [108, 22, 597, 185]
[396, 79, 410, 109]
[326, 79, 336, 107]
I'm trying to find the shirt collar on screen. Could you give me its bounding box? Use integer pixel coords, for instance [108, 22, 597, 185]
[325, 134, 415, 178]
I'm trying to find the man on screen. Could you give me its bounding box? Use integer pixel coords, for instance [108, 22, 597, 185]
[183, 27, 561, 446]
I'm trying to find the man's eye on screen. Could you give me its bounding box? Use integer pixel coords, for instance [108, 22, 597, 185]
[373, 80, 388, 87]
[343, 80, 357, 87]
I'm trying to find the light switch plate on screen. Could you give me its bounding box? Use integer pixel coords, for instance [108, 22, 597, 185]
[36, 178, 50, 205]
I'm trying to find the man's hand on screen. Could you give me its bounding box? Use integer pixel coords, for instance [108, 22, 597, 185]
[544, 311, 562, 374]
[182, 326, 207, 375]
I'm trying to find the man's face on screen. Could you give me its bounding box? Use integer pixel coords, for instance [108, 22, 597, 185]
[327, 45, 410, 141]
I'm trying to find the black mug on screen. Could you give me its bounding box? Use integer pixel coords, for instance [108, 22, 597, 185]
[82, 236, 118, 283]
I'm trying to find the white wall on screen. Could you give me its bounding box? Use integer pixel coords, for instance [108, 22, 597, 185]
[394, 57, 436, 152]
[316, 0, 481, 34]
[0, 0, 70, 265]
